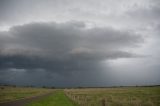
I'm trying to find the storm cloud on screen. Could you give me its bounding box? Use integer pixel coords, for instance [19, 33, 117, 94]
[0, 21, 143, 71]
[0, 0, 160, 87]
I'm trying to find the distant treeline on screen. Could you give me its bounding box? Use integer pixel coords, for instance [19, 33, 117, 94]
[0, 83, 160, 89]
[63, 85, 160, 89]
[0, 84, 56, 89]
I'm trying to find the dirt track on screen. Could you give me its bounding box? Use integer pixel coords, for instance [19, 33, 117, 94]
[0, 92, 53, 106]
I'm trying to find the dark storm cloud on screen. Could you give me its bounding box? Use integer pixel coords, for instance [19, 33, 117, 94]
[1, 0, 160, 87]
[0, 21, 143, 72]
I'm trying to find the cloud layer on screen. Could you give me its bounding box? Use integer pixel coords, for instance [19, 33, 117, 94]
[0, 0, 160, 87]
[0, 21, 143, 72]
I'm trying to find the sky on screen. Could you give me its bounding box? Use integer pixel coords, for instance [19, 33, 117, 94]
[0, 0, 160, 87]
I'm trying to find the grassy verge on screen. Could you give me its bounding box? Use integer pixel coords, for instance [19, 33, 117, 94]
[0, 86, 53, 103]
[26, 90, 78, 106]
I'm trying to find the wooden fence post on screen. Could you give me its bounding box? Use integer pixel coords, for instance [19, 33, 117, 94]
[101, 98, 105, 106]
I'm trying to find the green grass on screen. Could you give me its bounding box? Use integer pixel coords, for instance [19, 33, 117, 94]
[65, 87, 160, 106]
[26, 90, 78, 106]
[1, 86, 159, 106]
[0, 86, 53, 103]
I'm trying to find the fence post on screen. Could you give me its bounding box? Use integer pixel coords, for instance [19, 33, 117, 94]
[101, 98, 105, 106]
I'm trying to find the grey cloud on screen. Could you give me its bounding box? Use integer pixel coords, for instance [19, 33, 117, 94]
[0, 0, 74, 25]
[0, 0, 159, 87]
[1, 0, 158, 29]
[126, 0, 160, 23]
[0, 21, 143, 72]
[70, 48, 141, 61]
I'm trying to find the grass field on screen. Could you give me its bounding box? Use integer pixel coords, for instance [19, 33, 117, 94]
[0, 86, 160, 106]
[65, 87, 160, 106]
[26, 90, 77, 106]
[0, 86, 53, 103]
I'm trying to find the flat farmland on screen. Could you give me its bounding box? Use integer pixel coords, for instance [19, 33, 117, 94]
[0, 86, 160, 106]
[65, 86, 160, 106]
[0, 86, 53, 103]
